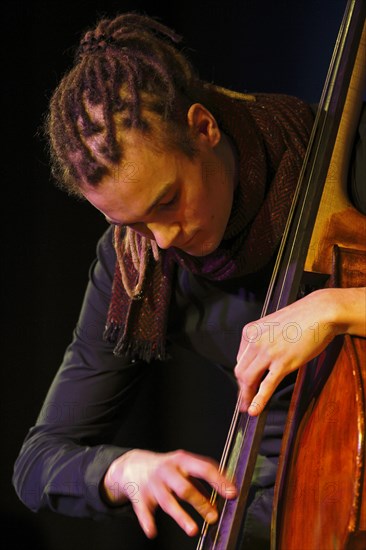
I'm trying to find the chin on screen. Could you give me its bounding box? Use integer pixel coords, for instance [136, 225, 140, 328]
[182, 239, 220, 257]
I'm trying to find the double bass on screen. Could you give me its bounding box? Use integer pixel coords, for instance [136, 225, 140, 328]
[197, 0, 366, 548]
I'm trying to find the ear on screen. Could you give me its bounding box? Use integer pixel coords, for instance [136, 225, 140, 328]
[187, 103, 221, 147]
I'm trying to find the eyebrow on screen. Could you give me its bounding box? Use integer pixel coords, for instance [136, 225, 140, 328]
[104, 183, 173, 226]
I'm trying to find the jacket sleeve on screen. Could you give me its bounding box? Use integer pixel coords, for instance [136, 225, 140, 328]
[13, 226, 148, 519]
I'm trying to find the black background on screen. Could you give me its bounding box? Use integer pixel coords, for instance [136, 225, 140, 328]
[3, 1, 348, 549]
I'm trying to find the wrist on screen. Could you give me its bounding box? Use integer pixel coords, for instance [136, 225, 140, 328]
[101, 450, 136, 506]
[315, 287, 366, 337]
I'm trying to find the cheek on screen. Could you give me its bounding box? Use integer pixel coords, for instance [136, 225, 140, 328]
[189, 193, 216, 225]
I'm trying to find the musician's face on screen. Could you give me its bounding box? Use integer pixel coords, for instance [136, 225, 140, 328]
[81, 104, 237, 256]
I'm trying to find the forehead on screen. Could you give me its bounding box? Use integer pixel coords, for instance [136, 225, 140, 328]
[80, 130, 180, 221]
[114, 130, 170, 182]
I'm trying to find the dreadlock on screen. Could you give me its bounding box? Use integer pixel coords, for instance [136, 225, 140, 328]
[45, 13, 204, 299]
[46, 12, 201, 195]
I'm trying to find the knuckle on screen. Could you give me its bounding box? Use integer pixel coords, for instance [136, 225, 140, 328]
[238, 371, 254, 388]
[172, 449, 186, 462]
[155, 462, 166, 478]
[242, 323, 261, 343]
[159, 498, 172, 514]
[242, 323, 255, 336]
[234, 363, 242, 378]
[265, 366, 281, 383]
[195, 498, 209, 513]
[175, 480, 192, 500]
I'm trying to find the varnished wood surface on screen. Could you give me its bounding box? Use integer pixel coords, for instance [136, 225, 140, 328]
[304, 21, 366, 275]
[272, 13, 366, 550]
[273, 247, 366, 549]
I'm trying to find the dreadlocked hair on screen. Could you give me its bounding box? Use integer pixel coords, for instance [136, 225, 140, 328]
[113, 224, 160, 300]
[45, 12, 201, 195]
[45, 13, 205, 299]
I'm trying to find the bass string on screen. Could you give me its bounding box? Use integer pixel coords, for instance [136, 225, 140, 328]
[197, 390, 250, 547]
[197, 4, 357, 547]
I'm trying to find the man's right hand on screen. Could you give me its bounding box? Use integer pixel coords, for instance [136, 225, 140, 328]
[102, 448, 237, 539]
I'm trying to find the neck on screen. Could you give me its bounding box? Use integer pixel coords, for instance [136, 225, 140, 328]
[220, 130, 239, 193]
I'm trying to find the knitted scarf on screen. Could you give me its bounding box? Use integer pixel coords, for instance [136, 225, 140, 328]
[104, 85, 314, 361]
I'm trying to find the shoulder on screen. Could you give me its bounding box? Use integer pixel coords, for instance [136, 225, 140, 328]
[96, 225, 116, 263]
[89, 225, 118, 287]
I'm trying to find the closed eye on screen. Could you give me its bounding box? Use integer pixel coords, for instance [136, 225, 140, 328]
[158, 191, 179, 210]
[103, 188, 179, 227]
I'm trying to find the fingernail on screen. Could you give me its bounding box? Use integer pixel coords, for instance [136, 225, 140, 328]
[227, 485, 237, 497]
[248, 402, 259, 415]
[143, 523, 156, 539]
[185, 522, 197, 535]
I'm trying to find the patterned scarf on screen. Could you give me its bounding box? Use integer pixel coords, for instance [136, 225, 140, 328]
[104, 85, 314, 361]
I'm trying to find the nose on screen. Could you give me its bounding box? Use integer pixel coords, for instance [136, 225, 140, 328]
[146, 222, 181, 249]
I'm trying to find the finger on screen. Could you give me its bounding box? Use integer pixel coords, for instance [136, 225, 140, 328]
[236, 359, 269, 411]
[247, 369, 284, 416]
[166, 472, 219, 525]
[235, 339, 255, 366]
[132, 500, 158, 539]
[172, 451, 237, 497]
[247, 393, 267, 416]
[153, 483, 199, 536]
[190, 475, 236, 507]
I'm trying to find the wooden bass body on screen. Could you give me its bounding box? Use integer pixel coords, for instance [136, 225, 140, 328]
[272, 8, 366, 550]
